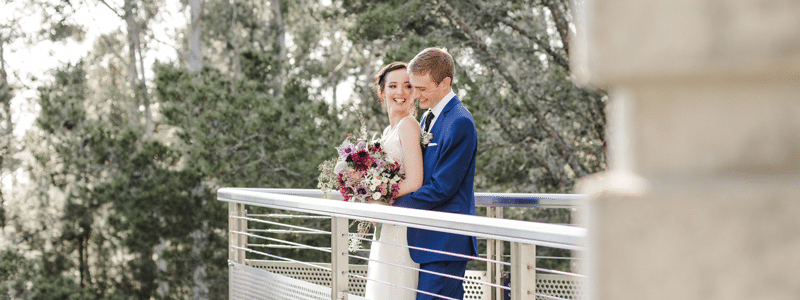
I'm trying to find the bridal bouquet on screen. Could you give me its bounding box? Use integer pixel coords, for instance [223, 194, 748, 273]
[318, 122, 405, 251]
[318, 136, 403, 204]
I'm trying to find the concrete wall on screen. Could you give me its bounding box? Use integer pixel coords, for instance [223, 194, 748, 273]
[573, 1, 800, 299]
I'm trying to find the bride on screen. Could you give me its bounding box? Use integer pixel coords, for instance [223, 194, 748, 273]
[364, 62, 424, 299]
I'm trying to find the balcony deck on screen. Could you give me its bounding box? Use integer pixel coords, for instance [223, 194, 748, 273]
[218, 188, 586, 300]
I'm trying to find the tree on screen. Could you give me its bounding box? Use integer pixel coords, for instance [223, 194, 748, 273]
[2, 0, 605, 297]
[342, 0, 606, 193]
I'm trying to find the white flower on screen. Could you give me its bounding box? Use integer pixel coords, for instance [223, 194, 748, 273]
[347, 234, 361, 253]
[371, 178, 382, 188]
[334, 160, 347, 174]
[372, 192, 382, 200]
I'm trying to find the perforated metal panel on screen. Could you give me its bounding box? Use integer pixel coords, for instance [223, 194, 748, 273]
[535, 274, 585, 300]
[240, 261, 582, 300]
[231, 261, 333, 299]
[248, 260, 369, 297]
[463, 271, 490, 300]
[247, 261, 494, 299]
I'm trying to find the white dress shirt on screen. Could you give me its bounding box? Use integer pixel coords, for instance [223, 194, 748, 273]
[424, 90, 456, 132]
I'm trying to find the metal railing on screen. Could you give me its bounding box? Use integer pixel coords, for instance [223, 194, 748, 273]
[218, 188, 586, 300]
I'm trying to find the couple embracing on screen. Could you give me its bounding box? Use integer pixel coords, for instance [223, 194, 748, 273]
[364, 47, 479, 300]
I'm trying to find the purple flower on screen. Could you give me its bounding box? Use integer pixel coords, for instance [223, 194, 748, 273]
[338, 145, 355, 158]
[373, 158, 385, 170]
[355, 183, 369, 196]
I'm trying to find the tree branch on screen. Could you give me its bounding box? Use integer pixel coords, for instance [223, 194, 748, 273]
[321, 46, 352, 90]
[495, 17, 570, 70]
[441, 1, 589, 178]
[99, 35, 131, 71]
[546, 0, 571, 57]
[98, 0, 123, 18]
[149, 35, 189, 65]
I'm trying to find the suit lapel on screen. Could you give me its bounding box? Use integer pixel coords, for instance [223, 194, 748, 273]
[423, 96, 460, 178]
[429, 96, 460, 137]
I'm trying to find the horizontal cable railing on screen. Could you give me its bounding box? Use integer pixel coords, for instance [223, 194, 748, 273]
[220, 188, 586, 300]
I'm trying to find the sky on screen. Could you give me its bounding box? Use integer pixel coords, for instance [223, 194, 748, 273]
[0, 0, 185, 195]
[2, 0, 351, 140]
[1, 0, 354, 194]
[2, 0, 185, 139]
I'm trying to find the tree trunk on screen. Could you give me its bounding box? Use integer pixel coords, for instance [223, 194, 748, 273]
[188, 2, 208, 293]
[78, 232, 93, 289]
[0, 39, 9, 231]
[232, 2, 241, 76]
[125, 0, 140, 128]
[188, 0, 203, 73]
[271, 0, 285, 98]
[156, 238, 169, 297]
[135, 25, 152, 139]
[192, 223, 208, 300]
[192, 180, 209, 300]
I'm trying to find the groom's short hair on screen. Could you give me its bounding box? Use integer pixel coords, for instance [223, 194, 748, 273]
[409, 47, 454, 86]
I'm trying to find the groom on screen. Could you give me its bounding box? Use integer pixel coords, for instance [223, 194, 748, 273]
[396, 47, 479, 300]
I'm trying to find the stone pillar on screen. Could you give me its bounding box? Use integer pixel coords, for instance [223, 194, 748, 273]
[573, 1, 800, 299]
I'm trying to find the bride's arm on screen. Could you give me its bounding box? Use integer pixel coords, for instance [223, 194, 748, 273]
[395, 117, 423, 198]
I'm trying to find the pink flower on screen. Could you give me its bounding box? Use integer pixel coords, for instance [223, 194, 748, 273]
[378, 185, 388, 197]
[340, 187, 352, 201]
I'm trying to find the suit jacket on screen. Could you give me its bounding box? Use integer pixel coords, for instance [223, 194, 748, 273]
[396, 96, 479, 264]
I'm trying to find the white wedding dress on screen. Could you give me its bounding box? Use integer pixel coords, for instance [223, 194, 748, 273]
[364, 117, 420, 299]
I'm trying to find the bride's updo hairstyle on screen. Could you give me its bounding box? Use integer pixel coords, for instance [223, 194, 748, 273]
[375, 61, 408, 101]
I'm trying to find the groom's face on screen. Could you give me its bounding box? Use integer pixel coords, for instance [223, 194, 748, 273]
[410, 72, 450, 110]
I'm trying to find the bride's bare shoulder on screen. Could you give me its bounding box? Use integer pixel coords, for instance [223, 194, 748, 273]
[397, 116, 421, 136]
[399, 116, 419, 127]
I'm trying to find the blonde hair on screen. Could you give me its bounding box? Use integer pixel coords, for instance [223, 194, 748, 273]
[408, 47, 454, 86]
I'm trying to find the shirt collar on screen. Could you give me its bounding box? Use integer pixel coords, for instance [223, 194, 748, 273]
[430, 89, 456, 118]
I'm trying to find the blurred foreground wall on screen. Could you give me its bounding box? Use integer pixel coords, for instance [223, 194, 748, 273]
[574, 1, 800, 299]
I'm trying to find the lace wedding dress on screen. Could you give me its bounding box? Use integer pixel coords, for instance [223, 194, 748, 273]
[364, 117, 420, 299]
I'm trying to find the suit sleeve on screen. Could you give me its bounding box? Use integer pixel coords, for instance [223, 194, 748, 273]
[397, 116, 476, 210]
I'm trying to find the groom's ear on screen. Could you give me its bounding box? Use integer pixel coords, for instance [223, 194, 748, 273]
[440, 76, 452, 88]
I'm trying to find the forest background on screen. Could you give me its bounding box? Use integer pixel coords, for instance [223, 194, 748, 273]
[0, 0, 606, 298]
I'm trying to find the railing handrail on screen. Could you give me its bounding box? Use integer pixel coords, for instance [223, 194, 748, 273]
[230, 188, 584, 208]
[474, 192, 583, 208]
[218, 188, 586, 250]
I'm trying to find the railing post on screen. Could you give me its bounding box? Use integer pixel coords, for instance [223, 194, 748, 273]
[486, 206, 495, 299]
[228, 203, 236, 263]
[330, 216, 349, 300]
[229, 203, 246, 264]
[487, 206, 505, 300]
[228, 203, 241, 300]
[510, 242, 536, 300]
[239, 206, 247, 264]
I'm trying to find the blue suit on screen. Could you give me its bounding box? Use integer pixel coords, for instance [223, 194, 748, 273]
[397, 96, 479, 299]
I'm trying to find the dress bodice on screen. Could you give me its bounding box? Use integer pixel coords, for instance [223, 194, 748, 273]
[381, 116, 416, 175]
